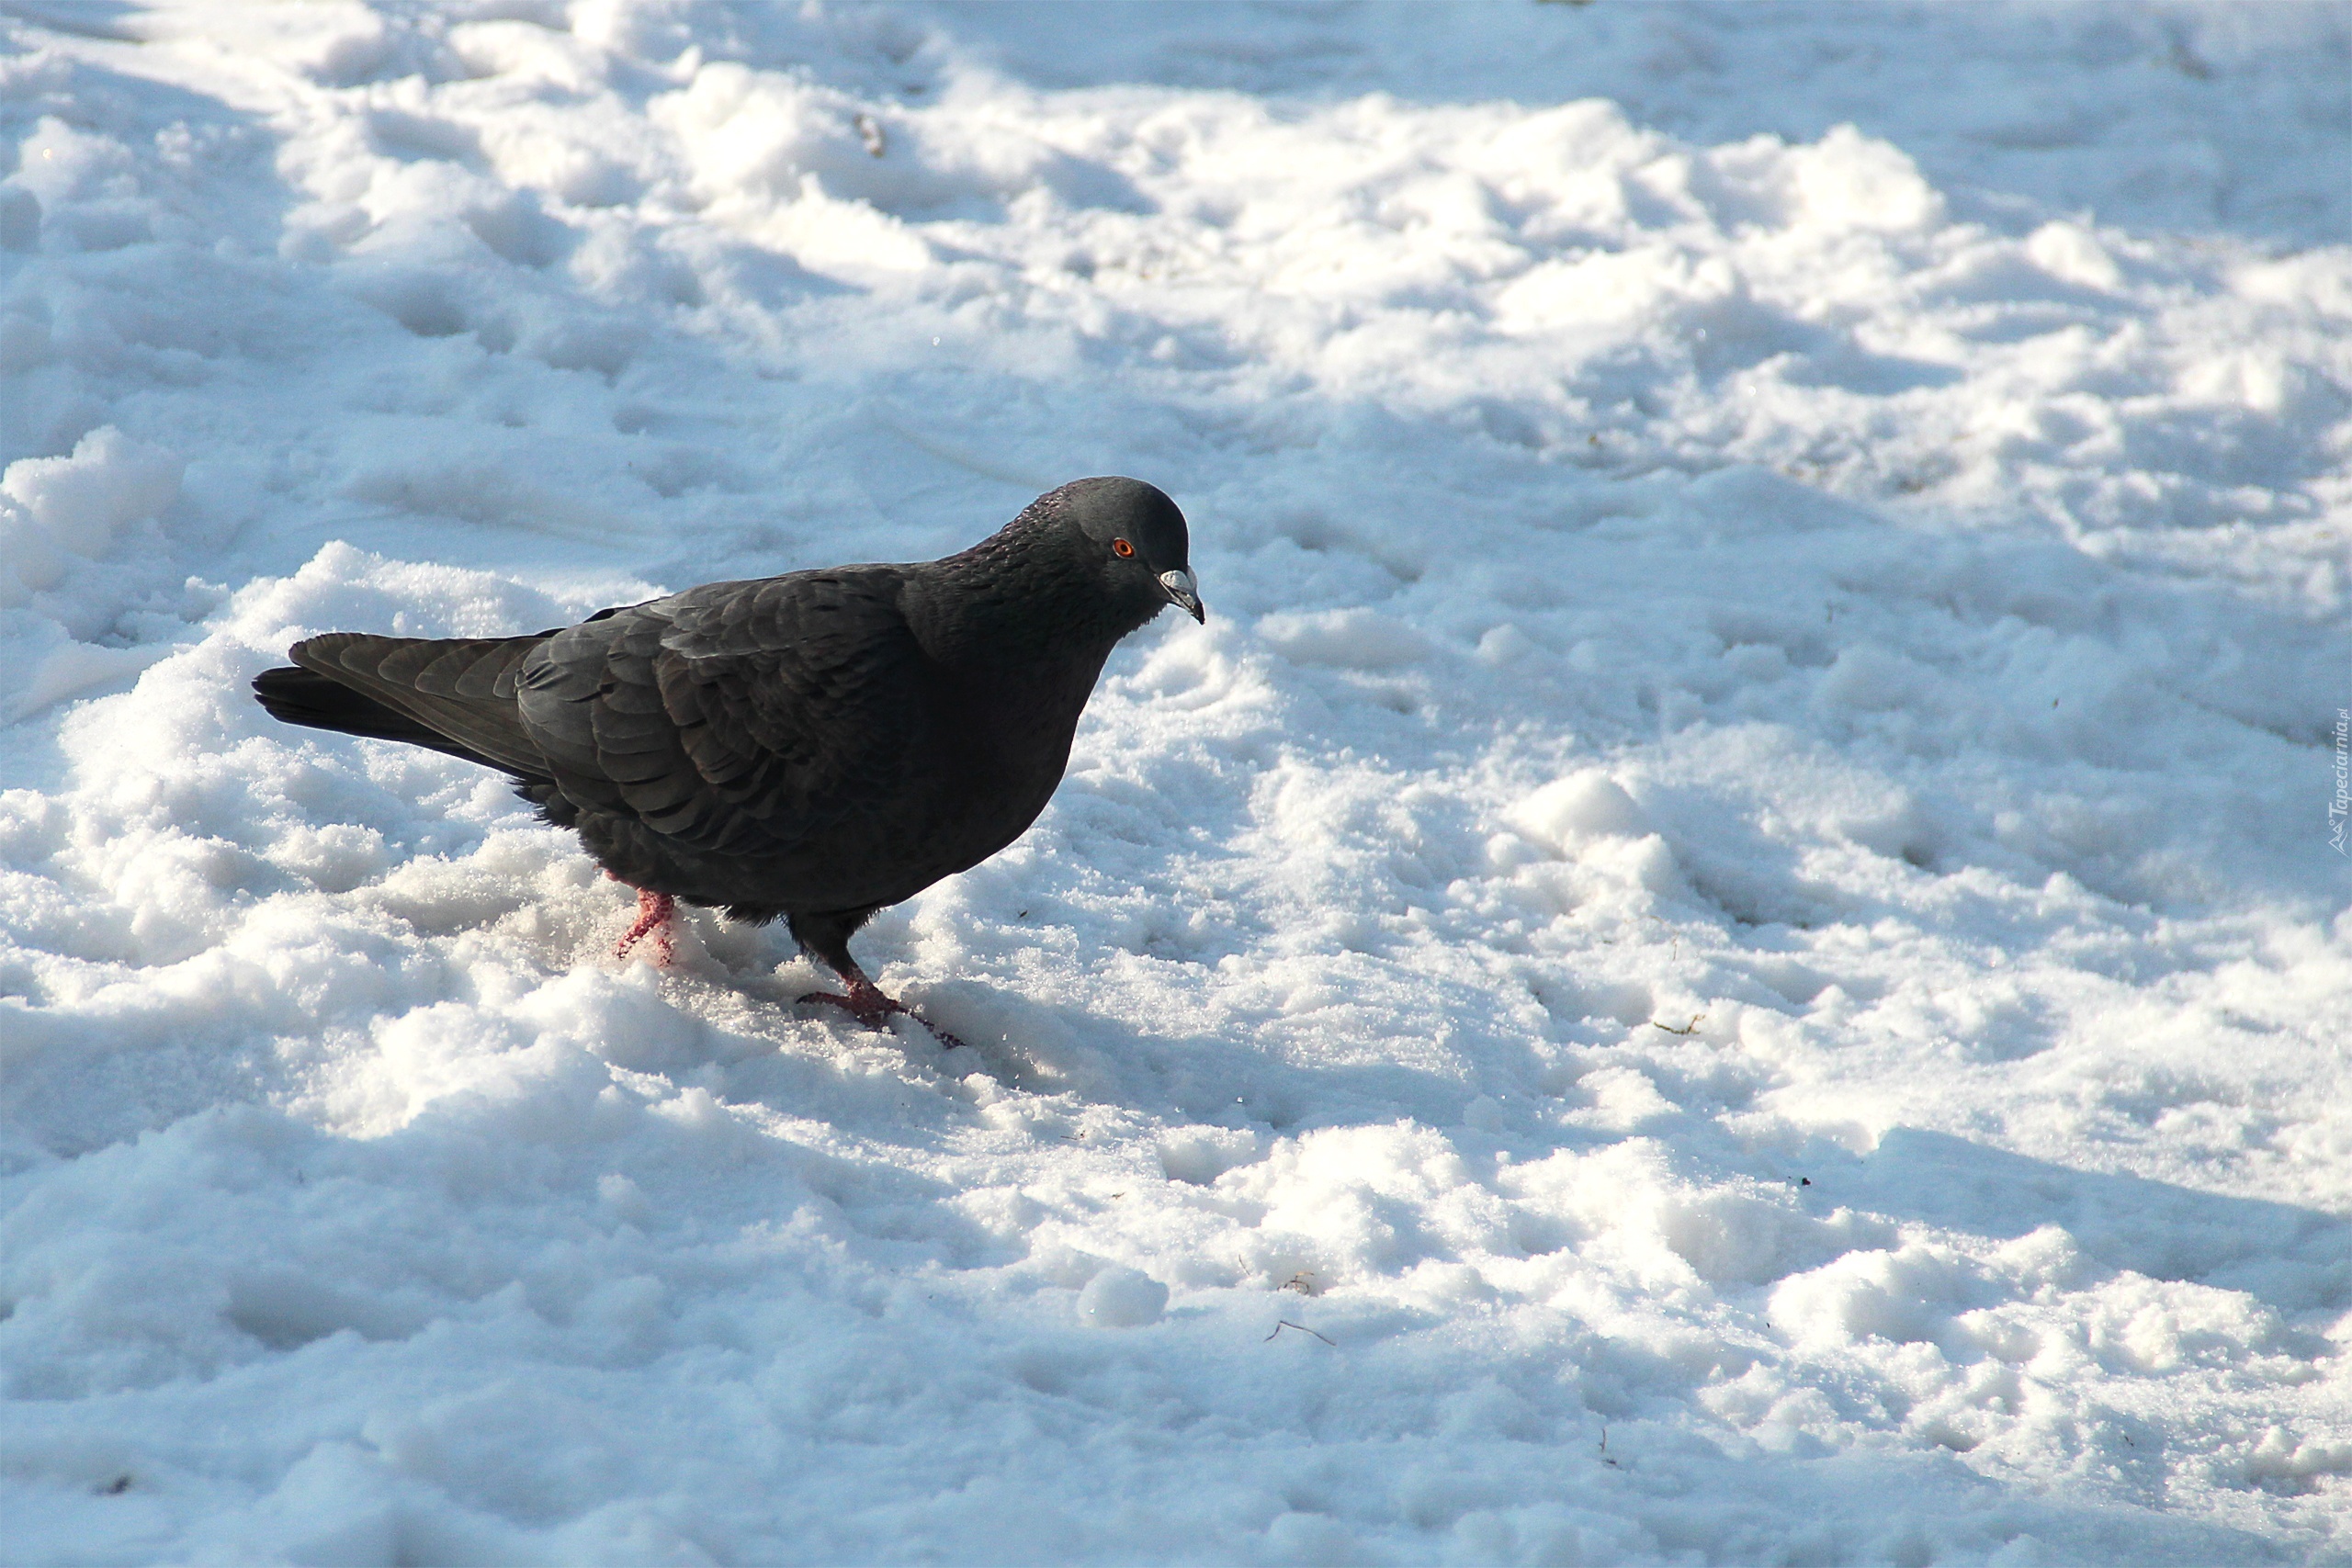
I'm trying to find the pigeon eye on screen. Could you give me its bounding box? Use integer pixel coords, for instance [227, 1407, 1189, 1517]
[1112, 538, 1135, 558]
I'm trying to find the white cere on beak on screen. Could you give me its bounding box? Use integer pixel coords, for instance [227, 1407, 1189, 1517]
[1159, 568, 1205, 623]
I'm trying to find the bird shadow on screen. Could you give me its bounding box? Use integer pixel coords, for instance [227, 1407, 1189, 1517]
[896, 979, 1488, 1139]
[648, 931, 2352, 1332]
[1817, 1127, 2352, 1321]
[681, 919, 1481, 1144]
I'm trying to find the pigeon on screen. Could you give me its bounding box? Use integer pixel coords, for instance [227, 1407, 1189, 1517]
[253, 476, 1204, 1044]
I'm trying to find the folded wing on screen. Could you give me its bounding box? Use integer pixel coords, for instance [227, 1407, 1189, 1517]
[514, 569, 928, 856]
[257, 569, 928, 863]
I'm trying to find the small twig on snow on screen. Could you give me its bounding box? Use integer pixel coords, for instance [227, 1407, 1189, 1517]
[1265, 1320, 1335, 1346]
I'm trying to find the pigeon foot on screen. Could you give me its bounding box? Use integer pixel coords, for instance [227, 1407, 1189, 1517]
[799, 976, 967, 1049]
[615, 888, 676, 965]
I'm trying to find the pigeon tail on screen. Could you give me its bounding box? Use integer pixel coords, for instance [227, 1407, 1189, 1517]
[253, 664, 523, 772]
[286, 633, 553, 781]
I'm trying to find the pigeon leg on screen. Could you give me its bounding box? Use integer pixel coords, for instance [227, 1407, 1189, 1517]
[798, 960, 969, 1049]
[790, 910, 966, 1048]
[615, 887, 676, 965]
[797, 960, 905, 1030]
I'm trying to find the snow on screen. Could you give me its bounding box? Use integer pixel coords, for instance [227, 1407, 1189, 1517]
[2, 0, 2348, 1561]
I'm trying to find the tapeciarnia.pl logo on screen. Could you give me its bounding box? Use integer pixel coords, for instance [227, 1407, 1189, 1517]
[2333, 707, 2349, 855]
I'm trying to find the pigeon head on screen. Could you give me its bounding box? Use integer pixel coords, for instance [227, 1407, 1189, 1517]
[1047, 476, 1205, 625]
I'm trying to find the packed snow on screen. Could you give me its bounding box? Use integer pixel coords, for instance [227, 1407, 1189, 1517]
[3, 1, 2349, 1562]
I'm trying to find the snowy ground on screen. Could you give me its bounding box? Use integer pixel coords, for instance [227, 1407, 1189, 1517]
[3, 1, 2349, 1562]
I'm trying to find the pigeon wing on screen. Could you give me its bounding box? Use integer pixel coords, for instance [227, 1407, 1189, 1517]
[515, 569, 930, 855]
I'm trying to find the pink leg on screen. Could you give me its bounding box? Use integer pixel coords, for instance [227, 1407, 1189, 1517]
[615, 888, 676, 965]
[800, 960, 967, 1049]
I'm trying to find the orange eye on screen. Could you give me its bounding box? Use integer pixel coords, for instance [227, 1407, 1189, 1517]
[1112, 538, 1135, 558]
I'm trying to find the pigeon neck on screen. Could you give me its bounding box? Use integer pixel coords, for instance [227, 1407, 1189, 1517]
[924, 525, 1157, 665]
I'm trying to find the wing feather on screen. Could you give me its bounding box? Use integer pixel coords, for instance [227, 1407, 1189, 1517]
[513, 567, 928, 857]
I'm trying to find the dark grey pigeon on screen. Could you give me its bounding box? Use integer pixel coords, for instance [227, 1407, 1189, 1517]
[253, 477, 1204, 1044]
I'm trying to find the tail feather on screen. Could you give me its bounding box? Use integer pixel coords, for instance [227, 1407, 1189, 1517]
[255, 664, 451, 746]
[251, 664, 530, 776]
[254, 633, 557, 782]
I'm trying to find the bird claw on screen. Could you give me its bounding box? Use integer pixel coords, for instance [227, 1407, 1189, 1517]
[797, 987, 900, 1029]
[798, 987, 967, 1050]
[615, 889, 676, 966]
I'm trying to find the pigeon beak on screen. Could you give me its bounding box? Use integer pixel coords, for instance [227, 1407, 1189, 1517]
[1159, 568, 1205, 624]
